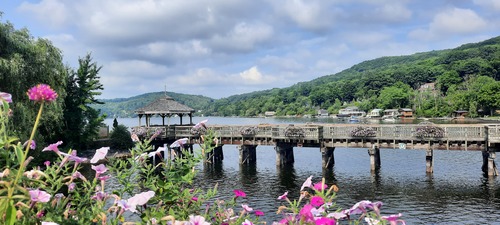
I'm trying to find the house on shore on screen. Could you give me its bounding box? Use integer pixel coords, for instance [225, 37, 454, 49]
[338, 106, 366, 117]
[366, 109, 383, 118]
[317, 109, 329, 117]
[399, 108, 414, 118]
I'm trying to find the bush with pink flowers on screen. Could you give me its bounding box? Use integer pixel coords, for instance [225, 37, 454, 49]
[0, 86, 405, 225]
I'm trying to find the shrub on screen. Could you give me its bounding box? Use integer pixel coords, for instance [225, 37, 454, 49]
[109, 124, 134, 150]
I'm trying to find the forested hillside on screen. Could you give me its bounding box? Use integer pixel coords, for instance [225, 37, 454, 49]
[204, 36, 500, 117]
[96, 36, 500, 118]
[92, 92, 214, 118]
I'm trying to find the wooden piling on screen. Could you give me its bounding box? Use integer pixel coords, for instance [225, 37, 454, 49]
[275, 142, 294, 166]
[321, 147, 335, 169]
[239, 145, 257, 164]
[368, 145, 380, 171]
[483, 148, 498, 176]
[426, 147, 433, 173]
[206, 145, 223, 163]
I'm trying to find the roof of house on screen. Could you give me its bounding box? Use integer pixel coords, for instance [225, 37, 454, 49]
[134, 95, 195, 115]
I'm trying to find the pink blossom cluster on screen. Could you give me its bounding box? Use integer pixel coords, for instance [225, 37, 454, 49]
[26, 84, 58, 102]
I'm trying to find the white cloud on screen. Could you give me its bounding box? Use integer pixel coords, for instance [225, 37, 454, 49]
[409, 7, 488, 40]
[272, 0, 337, 31]
[209, 22, 274, 52]
[239, 66, 264, 84]
[473, 0, 500, 11]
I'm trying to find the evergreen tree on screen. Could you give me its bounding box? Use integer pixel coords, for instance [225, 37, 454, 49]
[63, 53, 106, 149]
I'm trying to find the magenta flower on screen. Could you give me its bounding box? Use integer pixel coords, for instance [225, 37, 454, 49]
[313, 182, 328, 191]
[314, 217, 336, 225]
[301, 175, 313, 190]
[29, 189, 51, 203]
[42, 141, 63, 155]
[277, 191, 288, 200]
[310, 196, 325, 207]
[188, 215, 210, 225]
[44, 161, 50, 167]
[233, 189, 246, 198]
[254, 210, 264, 216]
[90, 147, 109, 164]
[0, 92, 12, 103]
[27, 84, 58, 102]
[191, 196, 198, 202]
[299, 204, 314, 222]
[23, 140, 36, 150]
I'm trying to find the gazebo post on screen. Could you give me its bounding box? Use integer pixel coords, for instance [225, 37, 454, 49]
[161, 114, 166, 126]
[138, 114, 143, 126]
[179, 114, 183, 125]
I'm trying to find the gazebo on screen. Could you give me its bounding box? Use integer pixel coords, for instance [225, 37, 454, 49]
[134, 95, 195, 127]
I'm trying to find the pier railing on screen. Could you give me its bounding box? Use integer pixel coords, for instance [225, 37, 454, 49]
[134, 123, 500, 146]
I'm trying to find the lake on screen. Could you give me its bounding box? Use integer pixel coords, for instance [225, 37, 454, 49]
[105, 117, 500, 224]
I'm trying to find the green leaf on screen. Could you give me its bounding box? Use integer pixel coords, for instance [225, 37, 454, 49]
[5, 200, 17, 225]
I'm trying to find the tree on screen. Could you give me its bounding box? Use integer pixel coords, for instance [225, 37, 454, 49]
[0, 18, 66, 146]
[377, 82, 412, 109]
[63, 53, 106, 149]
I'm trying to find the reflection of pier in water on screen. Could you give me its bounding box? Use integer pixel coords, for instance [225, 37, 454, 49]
[143, 123, 500, 176]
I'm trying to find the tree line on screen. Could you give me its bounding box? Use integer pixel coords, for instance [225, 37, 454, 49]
[0, 16, 105, 152]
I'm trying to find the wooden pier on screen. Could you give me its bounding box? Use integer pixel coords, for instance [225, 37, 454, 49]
[138, 123, 500, 176]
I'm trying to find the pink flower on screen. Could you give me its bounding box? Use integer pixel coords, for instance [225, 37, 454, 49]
[42, 222, 59, 225]
[42, 141, 63, 155]
[91, 164, 108, 177]
[64, 150, 87, 163]
[29, 189, 51, 203]
[242, 219, 254, 225]
[301, 175, 313, 190]
[23, 140, 36, 150]
[68, 183, 76, 192]
[277, 191, 288, 200]
[131, 133, 140, 142]
[118, 191, 155, 212]
[43, 161, 50, 167]
[314, 217, 336, 225]
[91, 191, 108, 201]
[242, 204, 253, 212]
[0, 92, 12, 103]
[90, 147, 109, 164]
[310, 196, 325, 207]
[27, 84, 58, 102]
[299, 204, 314, 222]
[313, 182, 328, 191]
[233, 189, 246, 198]
[188, 215, 210, 225]
[254, 210, 264, 216]
[382, 213, 406, 225]
[191, 197, 198, 202]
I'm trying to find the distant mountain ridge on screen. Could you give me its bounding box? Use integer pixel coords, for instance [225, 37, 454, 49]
[92, 35, 500, 118]
[92, 92, 214, 118]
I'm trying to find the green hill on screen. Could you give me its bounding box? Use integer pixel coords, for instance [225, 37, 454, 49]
[92, 92, 214, 118]
[93, 36, 500, 118]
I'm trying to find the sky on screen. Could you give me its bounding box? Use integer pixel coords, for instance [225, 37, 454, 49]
[1, 0, 500, 99]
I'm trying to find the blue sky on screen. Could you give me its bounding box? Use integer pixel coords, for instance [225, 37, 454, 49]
[1, 0, 500, 99]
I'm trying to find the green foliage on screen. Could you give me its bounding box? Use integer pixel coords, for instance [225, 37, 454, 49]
[0, 18, 66, 145]
[109, 124, 134, 150]
[63, 53, 106, 149]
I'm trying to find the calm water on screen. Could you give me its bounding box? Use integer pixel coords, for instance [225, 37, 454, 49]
[106, 117, 500, 224]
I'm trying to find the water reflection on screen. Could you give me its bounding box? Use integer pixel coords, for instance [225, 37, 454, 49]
[276, 164, 298, 193]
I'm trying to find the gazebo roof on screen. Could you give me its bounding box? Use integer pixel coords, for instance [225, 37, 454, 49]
[135, 95, 194, 115]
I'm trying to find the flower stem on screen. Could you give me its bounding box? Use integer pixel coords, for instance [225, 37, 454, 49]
[9, 102, 44, 198]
